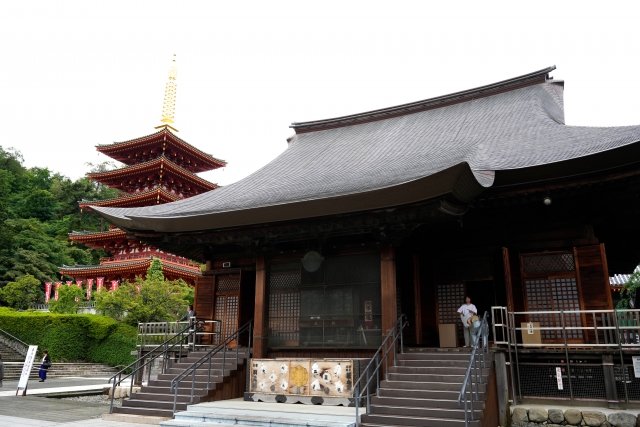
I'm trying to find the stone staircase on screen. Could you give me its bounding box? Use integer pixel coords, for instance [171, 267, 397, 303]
[360, 350, 494, 427]
[114, 350, 250, 418]
[0, 340, 25, 362]
[2, 362, 120, 379]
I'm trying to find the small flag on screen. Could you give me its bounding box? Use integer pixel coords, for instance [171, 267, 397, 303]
[86, 279, 93, 300]
[97, 277, 104, 292]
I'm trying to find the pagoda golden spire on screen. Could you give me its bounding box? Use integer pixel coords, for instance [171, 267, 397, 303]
[156, 54, 179, 132]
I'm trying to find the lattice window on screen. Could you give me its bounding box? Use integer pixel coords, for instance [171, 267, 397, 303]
[268, 268, 301, 347]
[270, 271, 300, 289]
[268, 292, 300, 346]
[523, 253, 575, 274]
[214, 295, 239, 342]
[325, 253, 380, 284]
[437, 283, 466, 324]
[217, 276, 240, 292]
[437, 283, 466, 341]
[525, 279, 556, 340]
[524, 277, 583, 340]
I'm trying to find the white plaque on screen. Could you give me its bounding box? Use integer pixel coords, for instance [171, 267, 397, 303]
[633, 357, 640, 378]
[527, 322, 534, 335]
[556, 367, 563, 390]
[16, 345, 38, 396]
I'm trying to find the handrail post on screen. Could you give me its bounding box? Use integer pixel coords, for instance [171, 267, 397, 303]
[190, 365, 196, 404]
[613, 309, 629, 403]
[560, 310, 574, 400]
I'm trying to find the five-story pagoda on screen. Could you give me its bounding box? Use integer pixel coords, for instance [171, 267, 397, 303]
[60, 56, 225, 286]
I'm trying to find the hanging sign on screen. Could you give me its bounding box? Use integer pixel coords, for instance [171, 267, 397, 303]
[66, 281, 73, 286]
[527, 322, 534, 335]
[44, 283, 52, 303]
[96, 277, 104, 292]
[632, 357, 640, 378]
[16, 345, 38, 396]
[556, 367, 563, 390]
[111, 280, 119, 291]
[86, 279, 93, 300]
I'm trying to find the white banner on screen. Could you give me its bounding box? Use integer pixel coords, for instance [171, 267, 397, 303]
[556, 367, 563, 390]
[16, 345, 38, 396]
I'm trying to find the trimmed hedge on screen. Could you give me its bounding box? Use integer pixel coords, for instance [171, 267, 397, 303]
[0, 307, 136, 367]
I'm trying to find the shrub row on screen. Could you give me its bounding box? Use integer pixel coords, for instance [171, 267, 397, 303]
[0, 307, 137, 367]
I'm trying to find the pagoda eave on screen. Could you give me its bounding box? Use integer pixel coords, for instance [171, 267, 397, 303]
[95, 129, 226, 172]
[79, 188, 180, 210]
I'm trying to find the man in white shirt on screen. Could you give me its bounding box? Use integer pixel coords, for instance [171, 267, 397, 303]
[457, 297, 477, 347]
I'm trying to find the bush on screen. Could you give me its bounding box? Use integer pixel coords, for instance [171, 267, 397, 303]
[0, 308, 137, 366]
[49, 284, 84, 314]
[0, 274, 42, 309]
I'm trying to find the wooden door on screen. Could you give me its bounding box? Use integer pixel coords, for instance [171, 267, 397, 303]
[214, 273, 241, 345]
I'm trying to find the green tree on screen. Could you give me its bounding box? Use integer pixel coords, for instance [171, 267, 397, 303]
[94, 284, 136, 321]
[95, 260, 192, 325]
[20, 189, 57, 221]
[146, 258, 164, 281]
[0, 274, 42, 310]
[49, 284, 85, 314]
[618, 270, 640, 308]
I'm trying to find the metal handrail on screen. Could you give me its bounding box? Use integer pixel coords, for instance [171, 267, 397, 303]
[108, 321, 199, 414]
[458, 311, 490, 427]
[0, 328, 29, 356]
[354, 314, 408, 427]
[170, 320, 253, 414]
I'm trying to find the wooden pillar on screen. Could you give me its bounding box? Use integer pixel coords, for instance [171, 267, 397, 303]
[413, 254, 422, 345]
[381, 244, 397, 370]
[253, 253, 268, 358]
[602, 354, 619, 408]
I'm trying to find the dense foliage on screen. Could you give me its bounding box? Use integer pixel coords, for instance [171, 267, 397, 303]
[49, 284, 85, 314]
[0, 307, 137, 366]
[617, 270, 640, 309]
[0, 274, 43, 310]
[0, 146, 119, 287]
[95, 259, 194, 325]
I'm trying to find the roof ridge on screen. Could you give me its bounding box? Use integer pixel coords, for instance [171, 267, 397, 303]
[291, 66, 556, 133]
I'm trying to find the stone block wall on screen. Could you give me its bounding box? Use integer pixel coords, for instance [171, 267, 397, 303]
[512, 407, 638, 427]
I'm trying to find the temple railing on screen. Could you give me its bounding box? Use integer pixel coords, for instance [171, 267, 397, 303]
[137, 320, 219, 349]
[354, 314, 408, 426]
[492, 306, 640, 405]
[0, 328, 29, 357]
[28, 301, 96, 312]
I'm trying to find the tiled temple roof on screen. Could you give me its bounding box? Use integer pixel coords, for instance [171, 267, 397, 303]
[93, 67, 640, 234]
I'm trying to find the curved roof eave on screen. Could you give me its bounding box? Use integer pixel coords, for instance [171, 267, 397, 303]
[93, 162, 488, 233]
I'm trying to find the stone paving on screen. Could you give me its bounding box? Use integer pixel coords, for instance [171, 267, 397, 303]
[0, 378, 152, 427]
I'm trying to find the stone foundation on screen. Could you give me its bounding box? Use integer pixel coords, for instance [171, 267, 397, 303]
[512, 408, 638, 427]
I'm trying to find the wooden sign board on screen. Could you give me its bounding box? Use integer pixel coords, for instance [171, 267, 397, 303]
[521, 322, 541, 346]
[16, 345, 38, 396]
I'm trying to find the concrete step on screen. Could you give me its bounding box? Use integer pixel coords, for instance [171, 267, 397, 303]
[361, 413, 481, 427]
[397, 359, 479, 368]
[148, 378, 227, 389]
[132, 392, 201, 403]
[389, 366, 491, 375]
[123, 399, 188, 411]
[113, 405, 175, 418]
[369, 404, 483, 420]
[371, 396, 485, 410]
[380, 379, 487, 392]
[387, 372, 489, 383]
[396, 353, 472, 361]
[379, 387, 486, 400]
[140, 385, 213, 396]
[167, 407, 355, 427]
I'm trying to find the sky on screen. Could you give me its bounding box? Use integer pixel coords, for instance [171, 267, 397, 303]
[1, 1, 639, 186]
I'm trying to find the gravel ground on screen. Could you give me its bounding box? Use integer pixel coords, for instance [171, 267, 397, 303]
[60, 395, 122, 406]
